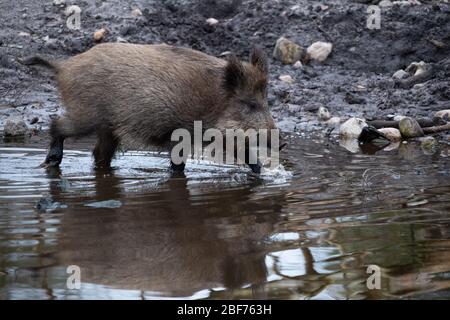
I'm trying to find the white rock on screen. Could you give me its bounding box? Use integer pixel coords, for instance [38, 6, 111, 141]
[18, 31, 31, 37]
[435, 109, 450, 120]
[53, 0, 66, 5]
[393, 0, 421, 5]
[279, 75, 294, 84]
[132, 8, 142, 16]
[405, 61, 428, 76]
[293, 60, 303, 69]
[378, 128, 402, 142]
[379, 0, 393, 7]
[317, 106, 331, 121]
[307, 41, 333, 62]
[339, 117, 367, 139]
[392, 69, 408, 80]
[206, 18, 219, 26]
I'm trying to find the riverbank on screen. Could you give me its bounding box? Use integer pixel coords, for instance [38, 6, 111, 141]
[1, 0, 449, 139]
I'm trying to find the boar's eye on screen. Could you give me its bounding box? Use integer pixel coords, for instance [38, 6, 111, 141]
[247, 101, 260, 110]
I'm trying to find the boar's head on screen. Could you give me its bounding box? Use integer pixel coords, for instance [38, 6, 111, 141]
[215, 48, 277, 137]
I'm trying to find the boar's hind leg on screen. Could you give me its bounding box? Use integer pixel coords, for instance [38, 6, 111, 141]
[93, 128, 119, 169]
[42, 119, 66, 168]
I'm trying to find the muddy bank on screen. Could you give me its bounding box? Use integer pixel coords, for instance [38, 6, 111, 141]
[0, 0, 449, 138]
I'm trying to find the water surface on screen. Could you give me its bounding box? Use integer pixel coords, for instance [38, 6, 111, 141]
[0, 135, 449, 299]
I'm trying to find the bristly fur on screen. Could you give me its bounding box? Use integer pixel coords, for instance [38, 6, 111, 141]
[33, 43, 276, 169]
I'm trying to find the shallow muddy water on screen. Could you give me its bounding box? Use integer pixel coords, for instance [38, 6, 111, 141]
[0, 135, 449, 300]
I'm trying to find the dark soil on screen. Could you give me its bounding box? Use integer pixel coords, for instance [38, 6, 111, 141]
[0, 0, 449, 134]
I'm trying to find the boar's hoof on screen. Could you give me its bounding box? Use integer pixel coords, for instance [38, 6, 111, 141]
[170, 161, 186, 173]
[40, 159, 61, 168]
[41, 152, 63, 168]
[247, 159, 262, 174]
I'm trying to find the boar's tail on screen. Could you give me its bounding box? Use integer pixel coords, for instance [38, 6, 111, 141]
[18, 56, 59, 71]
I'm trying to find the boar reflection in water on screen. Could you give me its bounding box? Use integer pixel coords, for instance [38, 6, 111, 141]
[49, 170, 283, 296]
[22, 43, 277, 173]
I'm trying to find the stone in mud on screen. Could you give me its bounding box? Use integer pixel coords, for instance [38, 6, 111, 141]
[399, 117, 424, 138]
[435, 109, 450, 121]
[379, 0, 393, 7]
[405, 61, 429, 76]
[93, 28, 107, 42]
[4, 119, 28, 137]
[132, 8, 142, 17]
[392, 69, 409, 80]
[206, 18, 219, 26]
[273, 37, 304, 65]
[339, 117, 367, 139]
[378, 127, 402, 142]
[293, 60, 303, 69]
[53, 0, 66, 6]
[306, 41, 332, 62]
[18, 31, 31, 37]
[279, 74, 294, 84]
[317, 106, 331, 121]
[419, 136, 437, 155]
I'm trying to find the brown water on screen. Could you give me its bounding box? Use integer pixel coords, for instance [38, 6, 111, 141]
[0, 135, 449, 300]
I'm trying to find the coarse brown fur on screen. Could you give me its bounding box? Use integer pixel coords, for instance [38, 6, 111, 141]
[22, 43, 276, 172]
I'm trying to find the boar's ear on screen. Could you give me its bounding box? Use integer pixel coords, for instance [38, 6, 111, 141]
[250, 47, 268, 74]
[224, 54, 245, 92]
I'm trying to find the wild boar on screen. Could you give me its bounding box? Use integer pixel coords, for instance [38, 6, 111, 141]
[21, 43, 277, 173]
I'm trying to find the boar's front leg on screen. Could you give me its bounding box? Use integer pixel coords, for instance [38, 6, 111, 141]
[244, 147, 262, 174]
[247, 159, 262, 174]
[93, 127, 119, 169]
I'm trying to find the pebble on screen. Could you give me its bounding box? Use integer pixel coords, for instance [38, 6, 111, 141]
[435, 109, 450, 120]
[339, 117, 367, 139]
[378, 128, 402, 142]
[273, 37, 305, 65]
[317, 106, 331, 121]
[399, 117, 424, 138]
[306, 41, 332, 62]
[132, 8, 142, 17]
[279, 75, 294, 84]
[206, 18, 219, 26]
[93, 28, 107, 42]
